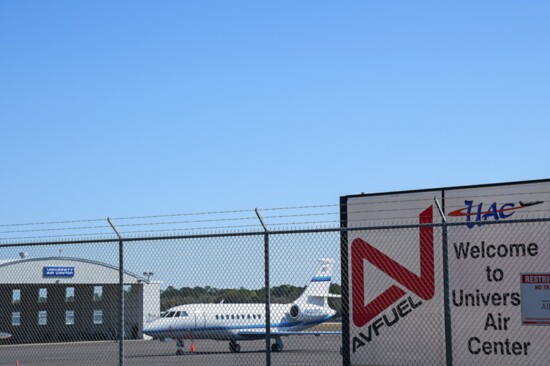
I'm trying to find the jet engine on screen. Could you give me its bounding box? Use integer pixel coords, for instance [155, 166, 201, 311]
[289, 304, 325, 322]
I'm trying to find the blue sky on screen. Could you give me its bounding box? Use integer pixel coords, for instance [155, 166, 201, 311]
[1, 1, 549, 287]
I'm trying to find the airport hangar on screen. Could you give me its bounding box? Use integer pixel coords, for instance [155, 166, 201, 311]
[0, 255, 161, 344]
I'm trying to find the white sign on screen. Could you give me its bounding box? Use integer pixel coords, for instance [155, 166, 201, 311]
[521, 273, 550, 325]
[343, 180, 550, 366]
[446, 182, 550, 365]
[345, 191, 446, 366]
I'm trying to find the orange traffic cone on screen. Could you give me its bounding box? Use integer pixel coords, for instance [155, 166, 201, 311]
[190, 342, 195, 353]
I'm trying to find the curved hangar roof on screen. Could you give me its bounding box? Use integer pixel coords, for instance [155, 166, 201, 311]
[0, 257, 148, 284]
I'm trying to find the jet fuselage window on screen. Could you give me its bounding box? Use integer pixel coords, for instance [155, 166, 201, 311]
[216, 315, 219, 320]
[247, 315, 251, 319]
[231, 315, 235, 320]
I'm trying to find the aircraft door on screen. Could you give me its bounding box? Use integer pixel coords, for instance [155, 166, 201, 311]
[194, 311, 206, 334]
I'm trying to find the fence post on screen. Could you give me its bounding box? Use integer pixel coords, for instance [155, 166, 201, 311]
[442, 221, 453, 366]
[255, 209, 271, 366]
[108, 218, 125, 366]
[435, 198, 453, 366]
[340, 197, 350, 366]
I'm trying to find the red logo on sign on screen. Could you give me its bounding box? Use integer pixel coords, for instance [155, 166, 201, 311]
[351, 206, 435, 327]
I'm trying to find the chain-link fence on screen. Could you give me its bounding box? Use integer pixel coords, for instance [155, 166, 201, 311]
[345, 217, 550, 366]
[0, 212, 548, 366]
[0, 209, 344, 366]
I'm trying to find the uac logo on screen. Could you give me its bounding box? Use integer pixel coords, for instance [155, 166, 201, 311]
[448, 200, 544, 229]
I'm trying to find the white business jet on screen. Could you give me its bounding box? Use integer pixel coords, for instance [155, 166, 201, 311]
[144, 258, 340, 355]
[0, 332, 11, 339]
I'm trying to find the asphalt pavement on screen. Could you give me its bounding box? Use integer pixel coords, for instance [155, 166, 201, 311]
[0, 335, 342, 366]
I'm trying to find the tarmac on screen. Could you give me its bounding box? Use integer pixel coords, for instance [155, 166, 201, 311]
[0, 334, 342, 366]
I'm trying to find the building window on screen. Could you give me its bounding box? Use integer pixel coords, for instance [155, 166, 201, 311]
[38, 311, 47, 326]
[66, 287, 75, 302]
[12, 289, 21, 304]
[38, 288, 47, 303]
[93, 310, 103, 324]
[12, 312, 21, 326]
[66, 310, 75, 325]
[93, 286, 103, 301]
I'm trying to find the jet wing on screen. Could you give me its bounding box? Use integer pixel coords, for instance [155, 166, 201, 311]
[238, 329, 340, 337]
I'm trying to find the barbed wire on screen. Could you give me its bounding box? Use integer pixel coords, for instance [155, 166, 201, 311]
[0, 232, 117, 241]
[0, 217, 107, 228]
[0, 183, 547, 241]
[0, 225, 111, 235]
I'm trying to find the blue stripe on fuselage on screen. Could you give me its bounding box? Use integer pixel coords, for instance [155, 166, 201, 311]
[144, 315, 335, 335]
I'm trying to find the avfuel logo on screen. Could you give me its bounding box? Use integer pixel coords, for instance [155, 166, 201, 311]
[448, 200, 544, 229]
[351, 206, 435, 353]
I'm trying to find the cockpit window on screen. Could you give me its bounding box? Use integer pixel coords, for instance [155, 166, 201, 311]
[166, 311, 176, 318]
[180, 311, 188, 317]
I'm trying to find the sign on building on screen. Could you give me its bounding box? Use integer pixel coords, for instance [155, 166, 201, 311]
[43, 266, 75, 278]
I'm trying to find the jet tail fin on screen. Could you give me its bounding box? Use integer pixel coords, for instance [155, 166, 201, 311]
[294, 258, 338, 306]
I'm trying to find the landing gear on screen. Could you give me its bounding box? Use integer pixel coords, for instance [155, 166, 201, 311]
[271, 337, 283, 352]
[229, 340, 241, 353]
[176, 338, 185, 355]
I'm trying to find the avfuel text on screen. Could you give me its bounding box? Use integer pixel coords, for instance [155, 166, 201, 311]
[353, 296, 422, 353]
